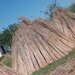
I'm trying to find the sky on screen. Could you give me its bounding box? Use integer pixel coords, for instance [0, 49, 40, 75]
[0, 0, 75, 32]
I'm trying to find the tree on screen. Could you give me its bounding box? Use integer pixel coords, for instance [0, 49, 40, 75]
[44, 0, 57, 19]
[0, 23, 18, 47]
[67, 3, 75, 13]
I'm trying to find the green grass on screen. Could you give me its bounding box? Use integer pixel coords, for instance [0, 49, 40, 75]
[2, 56, 12, 68]
[0, 56, 4, 62]
[32, 48, 75, 75]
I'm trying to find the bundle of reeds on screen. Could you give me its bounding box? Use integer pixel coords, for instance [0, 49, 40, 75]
[12, 8, 75, 75]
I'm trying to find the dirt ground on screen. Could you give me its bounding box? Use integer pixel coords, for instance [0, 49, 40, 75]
[48, 59, 75, 75]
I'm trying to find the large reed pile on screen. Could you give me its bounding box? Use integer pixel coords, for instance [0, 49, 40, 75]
[12, 8, 75, 75]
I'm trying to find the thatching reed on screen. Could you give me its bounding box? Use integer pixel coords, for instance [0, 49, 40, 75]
[0, 64, 18, 75]
[12, 8, 75, 75]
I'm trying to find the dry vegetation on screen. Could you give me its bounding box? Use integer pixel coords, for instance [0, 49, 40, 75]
[12, 8, 75, 75]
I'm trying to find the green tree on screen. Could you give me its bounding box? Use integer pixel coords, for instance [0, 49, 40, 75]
[67, 3, 75, 13]
[0, 23, 18, 47]
[44, 0, 57, 19]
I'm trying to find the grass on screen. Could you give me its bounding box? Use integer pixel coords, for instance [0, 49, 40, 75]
[0, 54, 12, 68]
[32, 48, 75, 75]
[0, 56, 4, 62]
[2, 55, 12, 68]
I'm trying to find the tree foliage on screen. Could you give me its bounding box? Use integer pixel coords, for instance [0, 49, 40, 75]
[44, 0, 57, 19]
[68, 3, 75, 13]
[0, 23, 18, 47]
[44, 1, 75, 19]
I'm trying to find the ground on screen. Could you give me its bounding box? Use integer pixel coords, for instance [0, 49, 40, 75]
[49, 58, 75, 75]
[0, 54, 12, 68]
